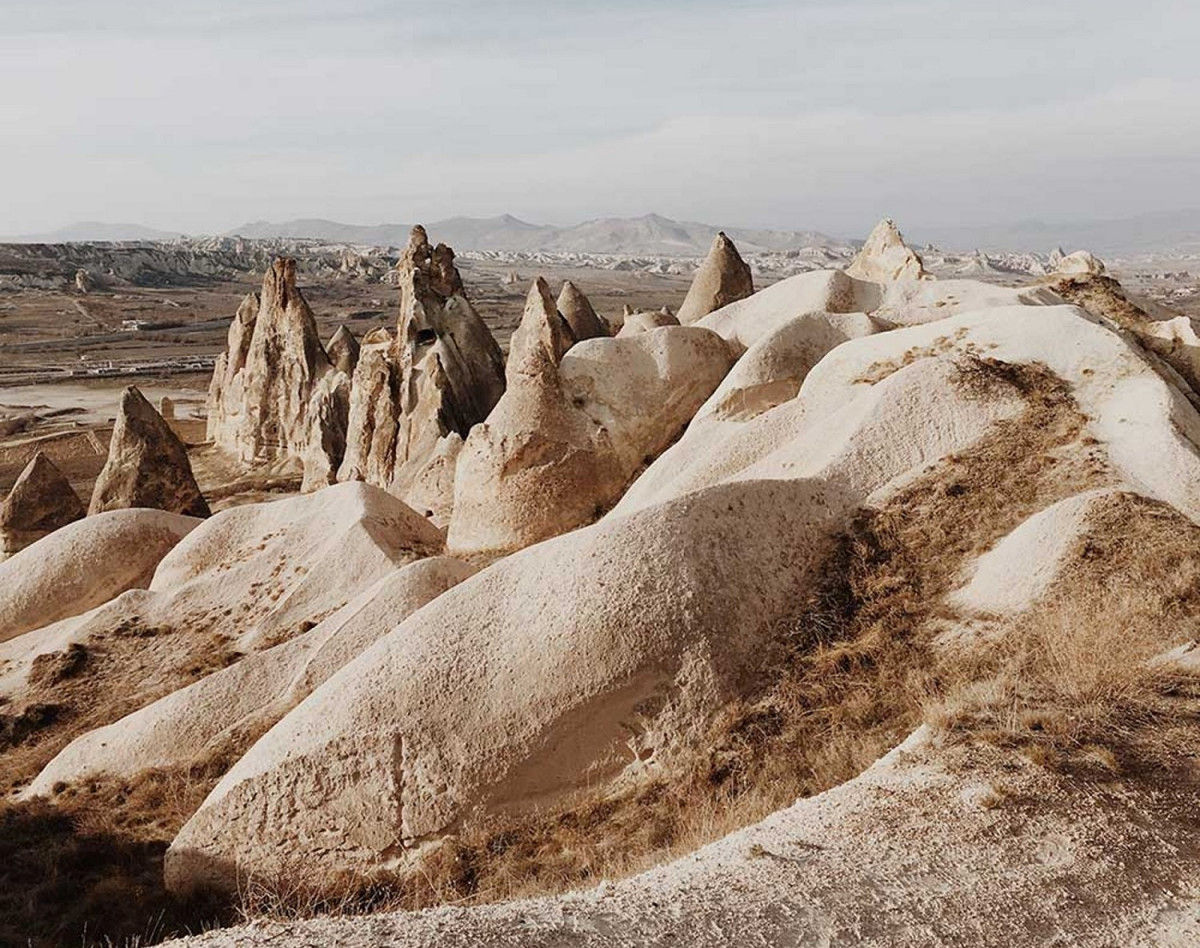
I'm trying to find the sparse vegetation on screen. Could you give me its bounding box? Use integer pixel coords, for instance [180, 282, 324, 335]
[0, 765, 233, 948]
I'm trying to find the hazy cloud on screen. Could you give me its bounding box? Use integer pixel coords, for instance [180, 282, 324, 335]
[3, 0, 1198, 235]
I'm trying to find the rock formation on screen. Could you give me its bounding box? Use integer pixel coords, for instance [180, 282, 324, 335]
[617, 308, 680, 337]
[557, 280, 609, 341]
[338, 227, 506, 522]
[449, 280, 624, 553]
[326, 324, 360, 376]
[448, 280, 733, 554]
[676, 232, 754, 324]
[205, 292, 259, 442]
[846, 218, 927, 282]
[204, 263, 356, 490]
[89, 386, 210, 517]
[509, 277, 577, 366]
[300, 370, 352, 492]
[0, 508, 200, 641]
[234, 259, 332, 462]
[1055, 249, 1106, 276]
[0, 452, 85, 557]
[167, 302, 1200, 894]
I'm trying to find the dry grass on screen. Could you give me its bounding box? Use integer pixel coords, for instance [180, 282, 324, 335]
[0, 763, 233, 948]
[928, 491, 1200, 775]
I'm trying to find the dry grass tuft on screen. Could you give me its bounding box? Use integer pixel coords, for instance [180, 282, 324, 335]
[0, 761, 235, 948]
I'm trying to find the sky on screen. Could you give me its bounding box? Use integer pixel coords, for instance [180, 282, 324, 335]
[3, 0, 1199, 238]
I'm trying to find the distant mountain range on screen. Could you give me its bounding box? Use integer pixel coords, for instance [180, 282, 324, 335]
[224, 214, 842, 256]
[8, 209, 1200, 257]
[11, 221, 187, 243]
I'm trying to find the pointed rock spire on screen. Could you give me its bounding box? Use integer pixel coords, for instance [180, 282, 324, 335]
[233, 259, 332, 462]
[0, 452, 85, 556]
[508, 278, 577, 377]
[326, 324, 360, 376]
[90, 386, 210, 517]
[846, 219, 926, 283]
[676, 232, 754, 325]
[339, 226, 507, 522]
[557, 281, 609, 341]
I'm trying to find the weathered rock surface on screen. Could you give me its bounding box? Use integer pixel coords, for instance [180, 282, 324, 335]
[0, 452, 85, 556]
[0, 509, 200, 641]
[207, 261, 334, 466]
[557, 326, 734, 473]
[169, 730, 1200, 948]
[339, 227, 506, 522]
[167, 302, 1200, 894]
[148, 481, 444, 650]
[676, 232, 754, 325]
[845, 218, 927, 283]
[557, 280, 609, 341]
[326, 324, 360, 376]
[616, 309, 679, 337]
[448, 282, 626, 554]
[205, 292, 259, 443]
[697, 269, 881, 353]
[300, 370, 352, 493]
[509, 277, 577, 366]
[89, 386, 210, 517]
[26, 556, 476, 794]
[1055, 249, 1106, 276]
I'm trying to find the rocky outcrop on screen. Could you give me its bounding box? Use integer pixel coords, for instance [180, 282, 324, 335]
[676, 232, 754, 324]
[617, 309, 680, 337]
[0, 453, 85, 556]
[89, 386, 210, 517]
[509, 277, 577, 366]
[236, 259, 332, 462]
[326, 325, 360, 376]
[448, 281, 733, 554]
[338, 227, 506, 522]
[557, 280, 609, 341]
[300, 370, 353, 493]
[205, 292, 258, 443]
[0, 508, 200, 641]
[846, 218, 927, 282]
[449, 280, 622, 552]
[1055, 250, 1106, 277]
[207, 261, 333, 465]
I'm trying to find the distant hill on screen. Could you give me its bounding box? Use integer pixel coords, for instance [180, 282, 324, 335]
[225, 213, 842, 256]
[9, 221, 186, 243]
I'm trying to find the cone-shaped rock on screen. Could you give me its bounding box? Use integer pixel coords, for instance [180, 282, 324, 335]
[449, 339, 624, 554]
[676, 232, 754, 325]
[326, 324, 360, 376]
[237, 259, 332, 462]
[508, 278, 577, 374]
[846, 218, 926, 283]
[0, 452, 85, 556]
[557, 281, 609, 341]
[90, 386, 210, 517]
[206, 261, 334, 465]
[205, 292, 258, 443]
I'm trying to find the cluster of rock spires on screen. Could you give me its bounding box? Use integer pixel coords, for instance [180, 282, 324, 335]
[202, 224, 754, 536]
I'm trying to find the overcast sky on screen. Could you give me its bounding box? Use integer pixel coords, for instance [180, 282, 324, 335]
[3, 0, 1199, 237]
